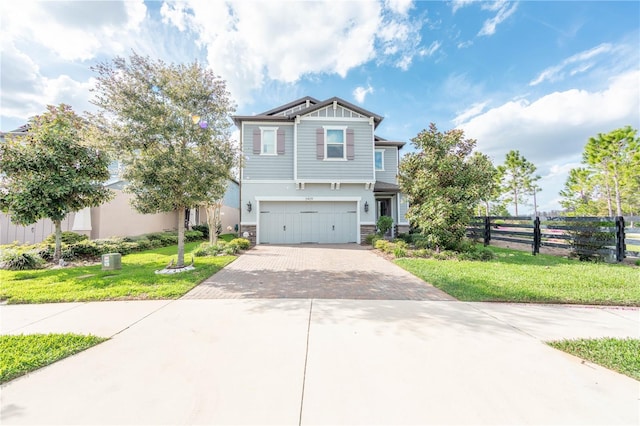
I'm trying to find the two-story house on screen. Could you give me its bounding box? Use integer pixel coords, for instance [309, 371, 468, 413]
[234, 96, 409, 245]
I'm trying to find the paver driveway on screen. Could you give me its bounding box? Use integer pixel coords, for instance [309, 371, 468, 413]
[183, 244, 454, 300]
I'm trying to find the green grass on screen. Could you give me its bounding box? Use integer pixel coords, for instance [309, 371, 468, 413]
[0, 242, 235, 304]
[218, 233, 236, 243]
[0, 334, 107, 383]
[396, 246, 640, 305]
[548, 338, 640, 381]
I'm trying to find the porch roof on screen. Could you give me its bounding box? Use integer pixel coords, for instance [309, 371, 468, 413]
[373, 181, 401, 193]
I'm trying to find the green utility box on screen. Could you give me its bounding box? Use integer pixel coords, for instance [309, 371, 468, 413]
[101, 253, 122, 271]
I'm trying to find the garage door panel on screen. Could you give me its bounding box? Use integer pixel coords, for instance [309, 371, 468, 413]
[260, 201, 357, 244]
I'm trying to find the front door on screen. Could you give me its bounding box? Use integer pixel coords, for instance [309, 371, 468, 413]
[376, 198, 392, 237]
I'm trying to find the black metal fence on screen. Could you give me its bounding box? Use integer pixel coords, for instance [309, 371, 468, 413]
[467, 216, 640, 262]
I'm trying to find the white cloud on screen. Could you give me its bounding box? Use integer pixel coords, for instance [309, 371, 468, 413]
[451, 0, 476, 14]
[0, 38, 97, 127]
[458, 70, 640, 211]
[452, 101, 489, 126]
[0, 0, 146, 61]
[353, 85, 374, 104]
[530, 43, 613, 86]
[385, 0, 414, 16]
[160, 0, 427, 104]
[478, 1, 518, 36]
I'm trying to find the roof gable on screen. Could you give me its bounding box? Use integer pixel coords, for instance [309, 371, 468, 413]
[297, 97, 383, 128]
[260, 96, 320, 116]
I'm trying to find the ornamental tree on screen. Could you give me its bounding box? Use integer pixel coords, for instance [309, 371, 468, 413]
[497, 150, 540, 216]
[0, 104, 113, 262]
[398, 123, 495, 251]
[91, 53, 237, 267]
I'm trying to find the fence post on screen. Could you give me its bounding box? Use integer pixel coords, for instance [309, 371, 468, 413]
[532, 216, 541, 255]
[483, 216, 491, 246]
[615, 216, 625, 262]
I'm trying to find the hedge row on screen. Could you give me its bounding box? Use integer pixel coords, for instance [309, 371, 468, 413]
[0, 230, 207, 270]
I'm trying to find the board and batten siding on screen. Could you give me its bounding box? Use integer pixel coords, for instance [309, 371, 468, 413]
[374, 146, 398, 184]
[242, 123, 294, 180]
[296, 119, 374, 181]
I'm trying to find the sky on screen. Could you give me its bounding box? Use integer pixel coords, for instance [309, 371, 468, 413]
[1, 0, 639, 214]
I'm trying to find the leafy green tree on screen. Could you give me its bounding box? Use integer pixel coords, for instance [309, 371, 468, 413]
[399, 123, 495, 251]
[91, 53, 237, 267]
[559, 168, 598, 215]
[0, 104, 112, 262]
[583, 126, 639, 216]
[497, 150, 540, 216]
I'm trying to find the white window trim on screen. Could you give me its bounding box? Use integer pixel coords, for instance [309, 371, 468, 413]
[375, 149, 385, 171]
[260, 126, 278, 156]
[323, 125, 347, 161]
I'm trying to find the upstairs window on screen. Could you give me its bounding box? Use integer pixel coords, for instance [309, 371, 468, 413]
[326, 128, 345, 159]
[260, 127, 277, 155]
[375, 149, 384, 171]
[253, 127, 285, 155]
[316, 126, 354, 160]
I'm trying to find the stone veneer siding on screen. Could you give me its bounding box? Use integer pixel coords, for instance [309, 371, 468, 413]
[240, 225, 257, 246]
[360, 225, 377, 244]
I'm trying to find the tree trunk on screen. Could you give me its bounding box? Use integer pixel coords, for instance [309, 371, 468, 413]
[612, 167, 623, 216]
[604, 180, 613, 217]
[205, 200, 223, 245]
[533, 187, 538, 217]
[177, 207, 185, 267]
[513, 187, 519, 216]
[53, 220, 62, 263]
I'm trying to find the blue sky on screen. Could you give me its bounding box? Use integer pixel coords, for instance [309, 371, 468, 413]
[1, 0, 638, 213]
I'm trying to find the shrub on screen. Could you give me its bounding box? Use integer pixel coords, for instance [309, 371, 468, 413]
[375, 239, 391, 252]
[0, 250, 42, 270]
[364, 233, 377, 245]
[567, 219, 614, 262]
[433, 250, 457, 260]
[393, 246, 408, 258]
[458, 248, 495, 261]
[228, 238, 250, 250]
[44, 231, 88, 245]
[396, 233, 413, 244]
[185, 230, 205, 242]
[413, 248, 435, 258]
[635, 259, 640, 267]
[191, 224, 209, 239]
[412, 237, 432, 250]
[376, 215, 394, 236]
[393, 240, 409, 250]
[68, 240, 101, 257]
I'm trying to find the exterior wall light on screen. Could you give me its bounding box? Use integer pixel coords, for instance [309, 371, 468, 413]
[246, 201, 252, 212]
[364, 201, 369, 213]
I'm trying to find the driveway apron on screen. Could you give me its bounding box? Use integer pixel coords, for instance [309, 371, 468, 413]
[183, 244, 454, 300]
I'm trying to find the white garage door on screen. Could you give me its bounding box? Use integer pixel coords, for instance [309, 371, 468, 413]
[259, 201, 357, 244]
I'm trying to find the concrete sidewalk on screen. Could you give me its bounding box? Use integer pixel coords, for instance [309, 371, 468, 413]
[1, 299, 638, 425]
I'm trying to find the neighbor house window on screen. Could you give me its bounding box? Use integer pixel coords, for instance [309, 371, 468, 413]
[260, 127, 277, 155]
[325, 127, 346, 159]
[375, 149, 384, 171]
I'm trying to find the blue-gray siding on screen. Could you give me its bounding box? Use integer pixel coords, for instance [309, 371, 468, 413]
[297, 120, 374, 181]
[374, 146, 398, 184]
[242, 124, 294, 180]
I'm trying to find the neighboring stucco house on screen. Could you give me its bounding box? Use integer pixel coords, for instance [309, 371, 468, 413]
[234, 96, 409, 245]
[0, 126, 240, 244]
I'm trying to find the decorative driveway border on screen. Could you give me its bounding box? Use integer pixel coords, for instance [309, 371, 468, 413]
[183, 244, 455, 300]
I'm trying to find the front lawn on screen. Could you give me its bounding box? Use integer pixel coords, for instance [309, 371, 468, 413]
[395, 246, 640, 305]
[0, 242, 235, 304]
[0, 334, 107, 383]
[548, 338, 640, 381]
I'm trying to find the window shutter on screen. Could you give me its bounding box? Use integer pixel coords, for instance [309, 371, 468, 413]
[253, 129, 261, 154]
[277, 128, 285, 154]
[346, 128, 355, 160]
[316, 128, 324, 159]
